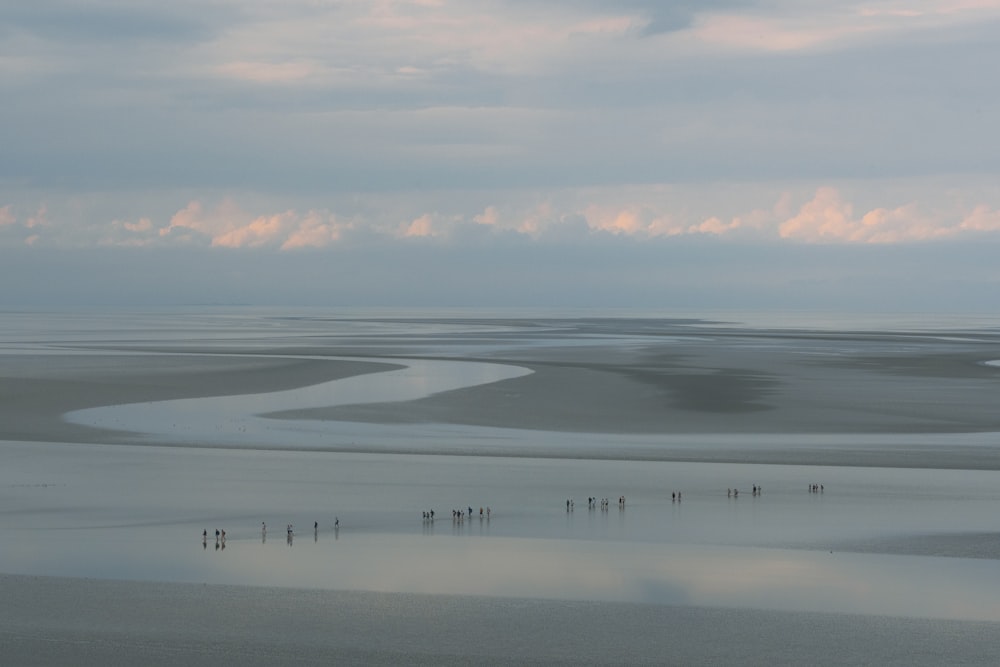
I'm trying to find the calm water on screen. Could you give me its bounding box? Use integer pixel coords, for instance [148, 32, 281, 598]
[3, 440, 1000, 621]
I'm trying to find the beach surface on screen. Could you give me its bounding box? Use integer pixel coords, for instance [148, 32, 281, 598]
[4, 574, 999, 666]
[2, 308, 1000, 664]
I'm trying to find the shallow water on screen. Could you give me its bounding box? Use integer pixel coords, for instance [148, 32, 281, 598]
[64, 355, 533, 445]
[3, 574, 997, 667]
[4, 307, 1000, 636]
[3, 440, 999, 621]
[62, 350, 1000, 463]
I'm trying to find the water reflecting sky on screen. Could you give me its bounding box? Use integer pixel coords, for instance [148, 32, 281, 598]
[3, 440, 999, 621]
[65, 356, 532, 447]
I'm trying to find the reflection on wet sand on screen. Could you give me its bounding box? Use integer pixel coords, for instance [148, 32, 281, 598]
[160, 469, 1000, 623]
[190, 528, 1000, 622]
[6, 310, 1000, 641]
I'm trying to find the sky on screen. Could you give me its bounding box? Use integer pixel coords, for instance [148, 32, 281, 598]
[2, 0, 1000, 311]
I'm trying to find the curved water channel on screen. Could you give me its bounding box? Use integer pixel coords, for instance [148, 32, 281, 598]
[63, 349, 1000, 464]
[64, 355, 533, 449]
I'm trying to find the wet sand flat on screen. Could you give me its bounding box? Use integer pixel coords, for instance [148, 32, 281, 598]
[0, 352, 397, 445]
[3, 309, 1000, 664]
[284, 336, 1000, 438]
[4, 574, 999, 667]
[4, 313, 1000, 465]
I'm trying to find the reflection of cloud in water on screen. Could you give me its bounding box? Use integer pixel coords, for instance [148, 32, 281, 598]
[8, 522, 1000, 622]
[174, 535, 1000, 621]
[665, 548, 1000, 621]
[6, 439, 1000, 623]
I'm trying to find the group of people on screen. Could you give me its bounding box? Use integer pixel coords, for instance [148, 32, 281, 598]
[202, 528, 226, 550]
[727, 484, 766, 497]
[583, 497, 626, 511]
[447, 506, 491, 522]
[261, 519, 339, 535]
[205, 519, 343, 547]
[205, 482, 830, 548]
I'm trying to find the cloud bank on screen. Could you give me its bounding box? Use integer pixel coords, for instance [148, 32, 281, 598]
[3, 187, 1000, 250]
[2, 1, 1000, 310]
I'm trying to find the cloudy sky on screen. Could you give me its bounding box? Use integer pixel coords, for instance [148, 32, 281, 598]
[2, 0, 999, 311]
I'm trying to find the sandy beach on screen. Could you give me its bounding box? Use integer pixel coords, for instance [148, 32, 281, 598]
[2, 308, 1000, 664]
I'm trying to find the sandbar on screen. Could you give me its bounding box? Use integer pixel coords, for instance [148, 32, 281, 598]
[4, 316, 997, 468]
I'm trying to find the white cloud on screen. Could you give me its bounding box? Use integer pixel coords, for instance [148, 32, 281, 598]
[0, 206, 15, 227]
[123, 217, 153, 233]
[211, 210, 297, 249]
[473, 205, 501, 227]
[959, 204, 1000, 232]
[161, 200, 241, 244]
[690, 0, 1000, 53]
[8, 184, 1000, 251]
[158, 200, 355, 249]
[689, 216, 742, 236]
[280, 210, 352, 250]
[400, 213, 439, 238]
[98, 217, 159, 247]
[25, 205, 48, 230]
[776, 187, 993, 243]
[779, 187, 857, 241]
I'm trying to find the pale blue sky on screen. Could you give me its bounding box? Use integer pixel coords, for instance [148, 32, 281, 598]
[2, 1, 999, 309]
